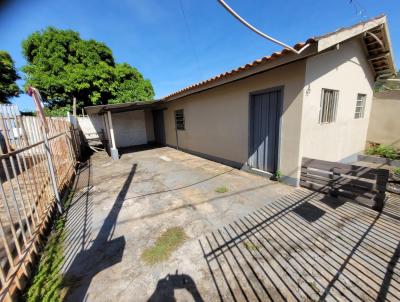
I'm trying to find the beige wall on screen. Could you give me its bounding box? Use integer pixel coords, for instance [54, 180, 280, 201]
[301, 38, 375, 163]
[164, 60, 306, 184]
[367, 91, 400, 148]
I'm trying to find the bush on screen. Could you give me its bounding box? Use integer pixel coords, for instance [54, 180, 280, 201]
[365, 144, 399, 160]
[393, 167, 400, 177]
[365, 146, 377, 155]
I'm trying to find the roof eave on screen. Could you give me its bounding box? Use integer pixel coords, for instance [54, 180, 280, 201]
[84, 100, 164, 115]
[316, 15, 396, 78]
[164, 42, 318, 102]
[316, 15, 387, 52]
[382, 19, 397, 75]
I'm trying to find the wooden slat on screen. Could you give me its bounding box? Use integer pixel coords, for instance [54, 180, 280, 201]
[299, 180, 377, 205]
[301, 157, 388, 212]
[300, 167, 339, 180]
[302, 157, 378, 180]
[301, 173, 375, 192]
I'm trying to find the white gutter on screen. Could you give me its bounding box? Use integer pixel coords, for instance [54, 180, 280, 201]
[218, 0, 310, 54]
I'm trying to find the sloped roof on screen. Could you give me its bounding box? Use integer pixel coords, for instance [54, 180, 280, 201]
[164, 15, 395, 101]
[85, 100, 162, 115]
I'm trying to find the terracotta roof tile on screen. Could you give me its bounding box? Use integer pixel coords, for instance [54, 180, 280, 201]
[163, 41, 313, 100]
[163, 15, 387, 101]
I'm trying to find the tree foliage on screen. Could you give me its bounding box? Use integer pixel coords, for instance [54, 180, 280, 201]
[375, 70, 400, 92]
[22, 27, 154, 111]
[0, 50, 20, 103]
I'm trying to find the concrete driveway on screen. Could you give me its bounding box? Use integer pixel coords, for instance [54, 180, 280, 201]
[62, 147, 400, 301]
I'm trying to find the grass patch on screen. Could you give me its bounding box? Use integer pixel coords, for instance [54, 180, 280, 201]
[366, 144, 399, 160]
[24, 190, 75, 302]
[215, 186, 228, 193]
[393, 167, 400, 177]
[141, 227, 187, 265]
[25, 216, 66, 302]
[243, 241, 259, 251]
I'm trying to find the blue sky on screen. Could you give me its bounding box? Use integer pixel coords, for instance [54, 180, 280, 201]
[0, 0, 399, 111]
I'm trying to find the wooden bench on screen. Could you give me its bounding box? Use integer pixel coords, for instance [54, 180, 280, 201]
[300, 157, 389, 211]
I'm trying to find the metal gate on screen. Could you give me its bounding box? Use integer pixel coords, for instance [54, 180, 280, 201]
[248, 88, 282, 174]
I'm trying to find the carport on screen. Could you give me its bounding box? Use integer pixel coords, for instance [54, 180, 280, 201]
[84, 101, 166, 159]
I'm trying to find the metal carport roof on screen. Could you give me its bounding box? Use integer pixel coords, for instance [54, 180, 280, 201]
[84, 100, 164, 115]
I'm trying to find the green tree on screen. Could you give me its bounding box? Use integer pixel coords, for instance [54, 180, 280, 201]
[108, 63, 154, 104]
[375, 70, 400, 92]
[22, 27, 154, 112]
[0, 51, 20, 103]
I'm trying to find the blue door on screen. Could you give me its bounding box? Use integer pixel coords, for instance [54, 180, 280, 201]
[249, 88, 282, 173]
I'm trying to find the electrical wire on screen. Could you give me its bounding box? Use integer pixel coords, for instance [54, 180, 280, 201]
[217, 0, 310, 54]
[178, 0, 202, 75]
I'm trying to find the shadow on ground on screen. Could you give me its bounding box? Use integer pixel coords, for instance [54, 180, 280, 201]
[57, 147, 400, 301]
[200, 189, 400, 301]
[61, 163, 137, 300]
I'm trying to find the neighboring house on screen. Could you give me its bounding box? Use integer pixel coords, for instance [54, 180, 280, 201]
[0, 104, 21, 153]
[85, 15, 396, 186]
[367, 90, 400, 149]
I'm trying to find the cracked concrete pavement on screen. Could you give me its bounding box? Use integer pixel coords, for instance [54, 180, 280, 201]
[61, 147, 400, 301]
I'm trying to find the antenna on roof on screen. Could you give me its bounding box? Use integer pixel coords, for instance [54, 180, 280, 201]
[217, 0, 310, 54]
[349, 0, 368, 20]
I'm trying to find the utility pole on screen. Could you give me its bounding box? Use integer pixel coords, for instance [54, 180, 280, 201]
[73, 96, 77, 117]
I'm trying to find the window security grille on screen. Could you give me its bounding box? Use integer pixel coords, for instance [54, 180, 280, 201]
[319, 89, 339, 124]
[175, 109, 185, 130]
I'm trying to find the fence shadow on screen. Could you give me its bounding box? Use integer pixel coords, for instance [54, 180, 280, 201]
[62, 164, 137, 301]
[199, 189, 400, 301]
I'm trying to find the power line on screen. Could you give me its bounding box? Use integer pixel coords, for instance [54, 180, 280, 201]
[178, 0, 202, 75]
[349, 0, 368, 20]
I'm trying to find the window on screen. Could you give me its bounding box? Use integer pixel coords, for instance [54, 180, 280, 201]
[174, 109, 185, 130]
[319, 89, 339, 124]
[354, 94, 366, 119]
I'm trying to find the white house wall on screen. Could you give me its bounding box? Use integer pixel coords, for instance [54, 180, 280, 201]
[112, 110, 147, 148]
[78, 115, 104, 140]
[301, 38, 375, 163]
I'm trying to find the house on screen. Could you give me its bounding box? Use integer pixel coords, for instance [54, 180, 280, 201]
[85, 15, 396, 186]
[367, 90, 400, 149]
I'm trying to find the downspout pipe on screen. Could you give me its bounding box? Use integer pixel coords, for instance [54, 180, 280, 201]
[218, 0, 310, 54]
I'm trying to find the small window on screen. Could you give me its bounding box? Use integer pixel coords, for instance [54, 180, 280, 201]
[354, 94, 366, 119]
[175, 109, 185, 130]
[319, 89, 339, 124]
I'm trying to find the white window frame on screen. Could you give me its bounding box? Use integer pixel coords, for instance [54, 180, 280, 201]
[319, 88, 339, 124]
[354, 93, 366, 119]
